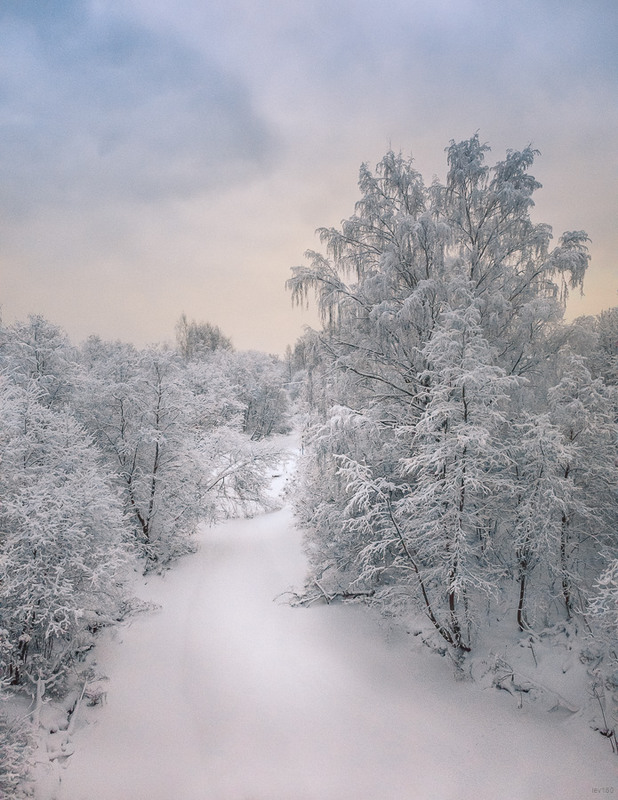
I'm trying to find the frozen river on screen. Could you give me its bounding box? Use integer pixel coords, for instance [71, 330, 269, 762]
[49, 469, 616, 799]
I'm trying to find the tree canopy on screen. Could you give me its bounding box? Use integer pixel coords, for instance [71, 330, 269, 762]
[288, 137, 617, 668]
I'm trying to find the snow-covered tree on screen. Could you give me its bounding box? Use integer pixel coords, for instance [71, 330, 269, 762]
[288, 136, 598, 655]
[393, 299, 517, 650]
[175, 313, 233, 358]
[226, 350, 290, 440]
[545, 354, 618, 619]
[0, 378, 128, 686]
[73, 341, 207, 565]
[74, 338, 280, 566]
[570, 308, 618, 386]
[594, 308, 618, 385]
[288, 137, 588, 398]
[324, 299, 517, 652]
[0, 315, 76, 408]
[510, 413, 580, 630]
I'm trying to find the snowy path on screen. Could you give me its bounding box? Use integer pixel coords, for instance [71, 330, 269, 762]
[51, 476, 616, 799]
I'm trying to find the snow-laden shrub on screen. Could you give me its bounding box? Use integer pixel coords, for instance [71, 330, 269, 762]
[0, 711, 33, 798]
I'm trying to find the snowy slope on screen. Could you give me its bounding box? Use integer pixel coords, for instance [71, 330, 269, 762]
[37, 456, 616, 800]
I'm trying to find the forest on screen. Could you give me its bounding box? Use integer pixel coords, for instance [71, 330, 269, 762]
[1, 136, 617, 795]
[0, 314, 290, 793]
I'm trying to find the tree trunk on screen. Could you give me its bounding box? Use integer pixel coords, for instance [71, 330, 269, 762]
[560, 513, 572, 619]
[517, 570, 527, 632]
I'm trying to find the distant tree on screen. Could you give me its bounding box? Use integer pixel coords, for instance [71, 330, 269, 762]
[594, 308, 618, 385]
[182, 353, 281, 517]
[184, 353, 245, 431]
[283, 333, 324, 411]
[227, 350, 290, 440]
[570, 308, 618, 386]
[175, 313, 233, 359]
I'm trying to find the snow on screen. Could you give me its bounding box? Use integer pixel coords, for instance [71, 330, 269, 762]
[36, 452, 617, 800]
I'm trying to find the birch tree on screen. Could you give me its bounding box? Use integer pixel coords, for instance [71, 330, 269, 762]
[74, 338, 280, 566]
[73, 340, 207, 565]
[288, 136, 595, 653]
[545, 354, 618, 619]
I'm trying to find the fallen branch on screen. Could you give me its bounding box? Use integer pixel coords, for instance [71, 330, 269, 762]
[313, 579, 332, 603]
[275, 586, 375, 607]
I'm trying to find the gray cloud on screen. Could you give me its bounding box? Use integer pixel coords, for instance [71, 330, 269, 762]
[0, 0, 615, 353]
[191, 0, 617, 99]
[0, 0, 274, 217]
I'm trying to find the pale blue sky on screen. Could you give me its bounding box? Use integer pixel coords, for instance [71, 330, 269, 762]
[1, 0, 616, 352]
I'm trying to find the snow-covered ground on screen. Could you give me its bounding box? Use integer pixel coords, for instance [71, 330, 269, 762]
[35, 453, 617, 800]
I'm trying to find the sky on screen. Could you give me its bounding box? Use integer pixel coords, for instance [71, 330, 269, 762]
[0, 0, 616, 355]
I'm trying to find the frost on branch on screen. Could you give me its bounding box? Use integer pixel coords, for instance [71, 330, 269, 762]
[288, 135, 617, 694]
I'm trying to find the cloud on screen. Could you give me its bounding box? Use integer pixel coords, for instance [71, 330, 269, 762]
[0, 0, 275, 218]
[0, 0, 615, 353]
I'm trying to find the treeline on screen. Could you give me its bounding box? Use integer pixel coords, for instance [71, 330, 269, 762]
[287, 137, 618, 724]
[0, 314, 289, 696]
